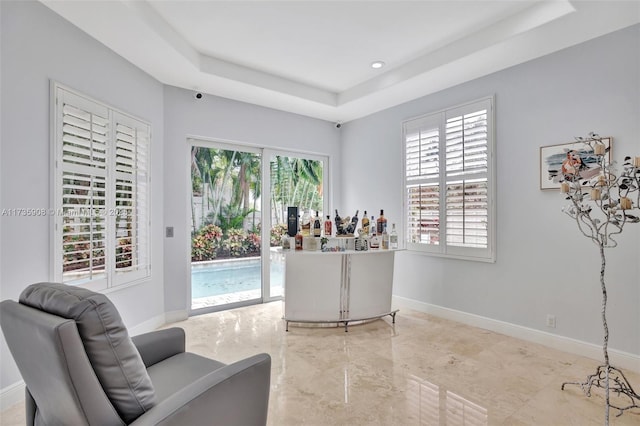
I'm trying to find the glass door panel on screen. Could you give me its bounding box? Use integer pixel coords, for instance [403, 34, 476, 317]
[190, 144, 262, 311]
[268, 153, 326, 299]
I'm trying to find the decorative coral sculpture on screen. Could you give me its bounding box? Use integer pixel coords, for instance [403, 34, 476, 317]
[559, 132, 640, 425]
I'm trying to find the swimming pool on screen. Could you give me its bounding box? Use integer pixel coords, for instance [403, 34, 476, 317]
[191, 257, 283, 299]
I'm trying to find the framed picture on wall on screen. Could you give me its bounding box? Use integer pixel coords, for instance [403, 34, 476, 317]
[539, 137, 612, 190]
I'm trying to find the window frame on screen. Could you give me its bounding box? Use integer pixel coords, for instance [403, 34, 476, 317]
[51, 82, 151, 290]
[402, 96, 496, 263]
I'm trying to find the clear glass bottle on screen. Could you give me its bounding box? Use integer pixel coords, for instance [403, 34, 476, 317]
[390, 223, 398, 249]
[301, 210, 311, 236]
[281, 234, 291, 250]
[381, 229, 389, 250]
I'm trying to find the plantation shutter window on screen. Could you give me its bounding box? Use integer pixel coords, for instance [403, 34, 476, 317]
[444, 106, 489, 251]
[403, 97, 495, 262]
[53, 85, 151, 289]
[405, 117, 441, 246]
[112, 114, 150, 285]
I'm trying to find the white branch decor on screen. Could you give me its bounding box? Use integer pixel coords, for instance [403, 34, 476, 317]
[558, 132, 640, 425]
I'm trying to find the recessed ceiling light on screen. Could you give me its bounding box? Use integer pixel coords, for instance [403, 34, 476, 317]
[371, 61, 385, 69]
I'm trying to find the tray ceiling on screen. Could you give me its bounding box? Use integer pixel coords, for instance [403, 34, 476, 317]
[41, 1, 640, 122]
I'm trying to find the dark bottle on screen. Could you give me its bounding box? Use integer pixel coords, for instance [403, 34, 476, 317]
[287, 206, 299, 237]
[376, 209, 387, 235]
[313, 211, 322, 237]
[346, 210, 359, 234]
[335, 209, 343, 235]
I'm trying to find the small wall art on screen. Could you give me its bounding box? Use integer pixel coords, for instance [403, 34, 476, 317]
[539, 137, 612, 190]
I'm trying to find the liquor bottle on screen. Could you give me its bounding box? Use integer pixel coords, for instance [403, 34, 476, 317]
[295, 221, 303, 250]
[361, 211, 370, 235]
[324, 215, 332, 237]
[281, 234, 291, 250]
[334, 209, 342, 235]
[376, 209, 387, 235]
[346, 210, 359, 234]
[313, 211, 322, 237]
[369, 215, 380, 249]
[287, 207, 298, 237]
[381, 229, 389, 250]
[390, 223, 398, 249]
[301, 210, 311, 236]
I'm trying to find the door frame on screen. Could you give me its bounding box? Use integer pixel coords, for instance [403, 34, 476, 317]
[262, 148, 330, 302]
[187, 137, 331, 315]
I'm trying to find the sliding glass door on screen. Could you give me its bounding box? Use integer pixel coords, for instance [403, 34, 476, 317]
[265, 151, 327, 299]
[190, 143, 263, 311]
[189, 140, 328, 312]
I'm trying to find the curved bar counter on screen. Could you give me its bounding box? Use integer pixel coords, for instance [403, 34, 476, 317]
[282, 248, 398, 331]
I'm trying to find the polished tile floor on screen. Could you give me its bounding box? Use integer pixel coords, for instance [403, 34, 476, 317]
[2, 301, 639, 425]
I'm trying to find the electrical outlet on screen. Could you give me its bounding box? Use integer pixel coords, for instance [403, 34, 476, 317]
[546, 314, 556, 328]
[166, 226, 174, 238]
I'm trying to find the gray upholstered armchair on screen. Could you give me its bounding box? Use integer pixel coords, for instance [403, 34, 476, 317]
[0, 283, 271, 425]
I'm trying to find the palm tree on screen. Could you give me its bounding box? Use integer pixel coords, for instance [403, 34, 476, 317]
[270, 156, 323, 224]
[191, 146, 215, 232]
[209, 149, 237, 227]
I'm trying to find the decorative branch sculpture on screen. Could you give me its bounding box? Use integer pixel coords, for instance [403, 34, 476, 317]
[558, 132, 640, 425]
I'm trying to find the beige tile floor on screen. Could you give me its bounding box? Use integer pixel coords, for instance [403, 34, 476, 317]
[2, 301, 639, 425]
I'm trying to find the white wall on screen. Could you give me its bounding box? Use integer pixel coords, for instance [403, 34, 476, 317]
[0, 1, 165, 390]
[341, 24, 640, 357]
[162, 85, 341, 316]
[1, 0, 637, 404]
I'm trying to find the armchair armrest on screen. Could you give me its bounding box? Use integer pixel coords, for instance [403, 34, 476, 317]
[132, 328, 185, 368]
[130, 353, 271, 426]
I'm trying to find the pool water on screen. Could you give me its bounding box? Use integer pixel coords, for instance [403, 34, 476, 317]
[191, 258, 283, 299]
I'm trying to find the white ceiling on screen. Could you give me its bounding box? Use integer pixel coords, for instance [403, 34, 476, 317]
[41, 1, 640, 123]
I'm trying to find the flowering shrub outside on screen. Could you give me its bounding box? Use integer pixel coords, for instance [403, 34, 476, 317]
[247, 232, 261, 254]
[191, 224, 223, 261]
[221, 228, 250, 258]
[191, 223, 291, 262]
[270, 223, 287, 246]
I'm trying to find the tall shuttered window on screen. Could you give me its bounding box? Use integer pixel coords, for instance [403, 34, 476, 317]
[53, 85, 150, 289]
[403, 97, 495, 262]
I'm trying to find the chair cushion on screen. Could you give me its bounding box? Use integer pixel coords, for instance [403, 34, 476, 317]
[20, 282, 157, 423]
[146, 352, 226, 402]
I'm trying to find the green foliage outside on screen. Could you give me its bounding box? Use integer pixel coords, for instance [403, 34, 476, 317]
[191, 223, 288, 262]
[190, 146, 322, 262]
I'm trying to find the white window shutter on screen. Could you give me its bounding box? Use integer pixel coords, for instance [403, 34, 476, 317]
[54, 84, 151, 288]
[403, 97, 494, 262]
[112, 114, 150, 285]
[57, 91, 110, 288]
[405, 123, 441, 249]
[445, 106, 489, 250]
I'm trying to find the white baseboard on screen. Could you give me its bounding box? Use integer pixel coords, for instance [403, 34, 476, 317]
[129, 313, 167, 336]
[392, 295, 640, 373]
[164, 309, 189, 325]
[1, 380, 24, 411]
